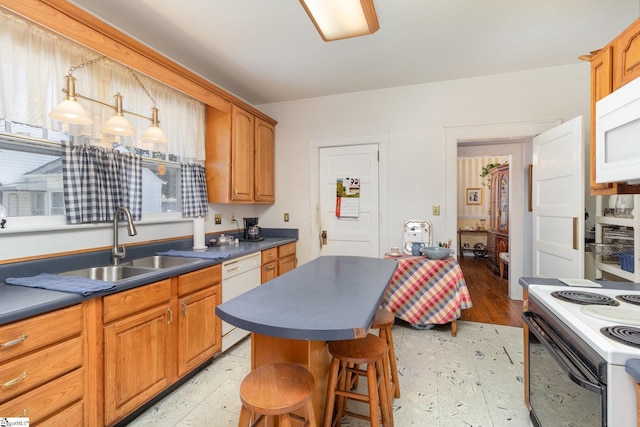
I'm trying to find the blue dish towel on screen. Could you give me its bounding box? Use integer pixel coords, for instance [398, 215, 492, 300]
[5, 273, 116, 296]
[156, 249, 231, 260]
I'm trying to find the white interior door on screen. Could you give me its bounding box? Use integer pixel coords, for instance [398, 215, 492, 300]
[532, 116, 584, 278]
[319, 144, 379, 257]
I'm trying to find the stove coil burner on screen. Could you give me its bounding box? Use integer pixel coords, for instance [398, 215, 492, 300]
[551, 290, 619, 306]
[601, 325, 640, 348]
[617, 294, 640, 306]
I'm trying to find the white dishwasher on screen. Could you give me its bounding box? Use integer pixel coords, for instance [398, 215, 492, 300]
[221, 252, 261, 351]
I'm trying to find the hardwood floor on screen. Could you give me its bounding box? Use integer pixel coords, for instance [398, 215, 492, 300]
[457, 255, 523, 327]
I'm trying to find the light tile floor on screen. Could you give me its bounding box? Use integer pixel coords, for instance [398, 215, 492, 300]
[127, 321, 531, 426]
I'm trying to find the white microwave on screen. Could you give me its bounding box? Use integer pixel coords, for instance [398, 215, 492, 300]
[595, 76, 640, 184]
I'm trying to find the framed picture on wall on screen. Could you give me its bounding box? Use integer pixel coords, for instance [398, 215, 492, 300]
[466, 188, 482, 205]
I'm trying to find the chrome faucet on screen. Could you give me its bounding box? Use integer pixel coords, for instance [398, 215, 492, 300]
[112, 206, 137, 265]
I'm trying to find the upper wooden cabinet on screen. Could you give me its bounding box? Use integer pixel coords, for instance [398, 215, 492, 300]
[205, 103, 275, 204]
[587, 19, 640, 195]
[612, 19, 640, 89]
[255, 118, 276, 203]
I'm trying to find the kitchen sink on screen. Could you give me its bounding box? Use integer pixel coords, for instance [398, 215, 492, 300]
[127, 255, 203, 269]
[60, 265, 156, 282]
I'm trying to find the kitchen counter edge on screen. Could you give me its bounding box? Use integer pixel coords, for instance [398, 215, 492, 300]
[0, 235, 296, 326]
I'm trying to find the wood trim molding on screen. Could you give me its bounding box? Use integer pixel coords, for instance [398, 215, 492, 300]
[0, 0, 276, 125]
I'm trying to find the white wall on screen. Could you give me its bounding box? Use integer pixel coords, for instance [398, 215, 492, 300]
[2, 64, 591, 268]
[258, 64, 591, 270]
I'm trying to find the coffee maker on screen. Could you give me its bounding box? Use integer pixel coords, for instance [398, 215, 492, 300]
[242, 217, 263, 241]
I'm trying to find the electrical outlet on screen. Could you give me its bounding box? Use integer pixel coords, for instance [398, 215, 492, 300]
[433, 205, 440, 216]
[284, 213, 289, 222]
[214, 214, 222, 224]
[230, 213, 235, 222]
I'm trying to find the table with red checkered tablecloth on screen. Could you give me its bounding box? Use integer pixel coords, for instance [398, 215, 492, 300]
[381, 255, 472, 336]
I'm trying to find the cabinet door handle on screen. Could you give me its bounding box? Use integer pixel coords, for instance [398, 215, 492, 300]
[167, 307, 173, 324]
[266, 264, 275, 271]
[573, 217, 579, 250]
[3, 372, 27, 387]
[182, 302, 188, 316]
[1, 334, 28, 348]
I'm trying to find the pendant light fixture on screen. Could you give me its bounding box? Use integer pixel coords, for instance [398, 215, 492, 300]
[48, 75, 93, 125]
[49, 56, 168, 144]
[300, 0, 379, 42]
[100, 93, 136, 136]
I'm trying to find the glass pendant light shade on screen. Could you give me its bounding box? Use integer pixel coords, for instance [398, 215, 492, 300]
[49, 99, 93, 125]
[101, 93, 136, 136]
[101, 114, 136, 136]
[141, 125, 168, 142]
[48, 75, 93, 125]
[141, 107, 168, 142]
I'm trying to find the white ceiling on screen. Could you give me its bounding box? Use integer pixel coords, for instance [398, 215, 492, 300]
[70, 0, 639, 105]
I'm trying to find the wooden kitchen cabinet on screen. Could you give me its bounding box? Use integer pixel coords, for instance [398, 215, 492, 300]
[205, 102, 276, 204]
[261, 247, 278, 283]
[230, 105, 255, 202]
[102, 269, 223, 425]
[261, 243, 297, 283]
[177, 265, 222, 377]
[612, 19, 640, 90]
[278, 242, 297, 276]
[255, 118, 276, 203]
[0, 304, 84, 425]
[586, 18, 640, 195]
[103, 279, 173, 426]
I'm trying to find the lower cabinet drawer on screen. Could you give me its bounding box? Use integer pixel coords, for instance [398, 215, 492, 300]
[278, 242, 296, 258]
[0, 336, 82, 402]
[42, 399, 84, 427]
[103, 279, 172, 323]
[0, 368, 83, 424]
[0, 304, 83, 364]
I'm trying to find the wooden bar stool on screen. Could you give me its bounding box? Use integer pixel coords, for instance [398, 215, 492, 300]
[238, 363, 316, 427]
[323, 333, 393, 427]
[371, 308, 401, 399]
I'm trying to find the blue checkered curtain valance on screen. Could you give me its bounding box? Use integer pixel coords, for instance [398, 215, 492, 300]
[62, 142, 142, 224]
[181, 163, 208, 218]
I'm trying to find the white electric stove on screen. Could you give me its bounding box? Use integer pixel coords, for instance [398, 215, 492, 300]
[527, 284, 640, 427]
[528, 284, 640, 365]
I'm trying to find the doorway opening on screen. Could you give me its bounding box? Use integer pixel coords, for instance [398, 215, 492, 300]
[445, 119, 560, 300]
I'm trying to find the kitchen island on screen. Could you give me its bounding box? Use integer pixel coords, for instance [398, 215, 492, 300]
[216, 255, 397, 422]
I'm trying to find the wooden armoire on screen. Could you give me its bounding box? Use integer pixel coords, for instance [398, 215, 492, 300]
[486, 164, 509, 275]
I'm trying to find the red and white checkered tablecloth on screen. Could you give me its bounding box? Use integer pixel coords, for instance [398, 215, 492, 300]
[381, 256, 472, 328]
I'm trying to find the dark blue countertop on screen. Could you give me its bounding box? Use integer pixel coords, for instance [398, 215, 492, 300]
[626, 359, 640, 382]
[0, 230, 297, 326]
[215, 255, 397, 341]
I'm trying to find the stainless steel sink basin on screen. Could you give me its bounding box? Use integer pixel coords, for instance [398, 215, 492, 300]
[127, 255, 202, 269]
[60, 265, 156, 282]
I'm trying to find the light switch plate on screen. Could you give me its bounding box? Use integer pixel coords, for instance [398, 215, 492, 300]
[433, 205, 440, 216]
[284, 213, 289, 222]
[214, 214, 222, 224]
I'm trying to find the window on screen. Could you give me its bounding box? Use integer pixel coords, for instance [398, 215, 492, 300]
[0, 8, 206, 227]
[0, 120, 182, 219]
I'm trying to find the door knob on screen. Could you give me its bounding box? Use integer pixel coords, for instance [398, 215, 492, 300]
[321, 230, 327, 246]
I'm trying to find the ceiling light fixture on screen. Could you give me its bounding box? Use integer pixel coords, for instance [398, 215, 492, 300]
[300, 0, 379, 42]
[49, 56, 168, 144]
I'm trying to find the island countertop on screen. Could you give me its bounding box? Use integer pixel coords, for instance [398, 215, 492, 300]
[215, 255, 397, 341]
